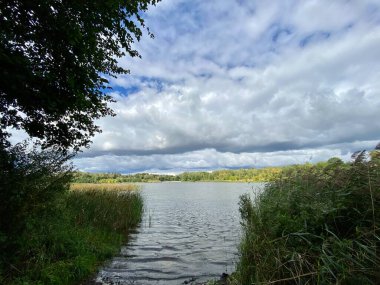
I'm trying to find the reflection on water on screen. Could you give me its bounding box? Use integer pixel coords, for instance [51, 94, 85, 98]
[96, 182, 263, 285]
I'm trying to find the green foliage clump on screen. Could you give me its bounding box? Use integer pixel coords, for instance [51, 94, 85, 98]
[0, 143, 143, 285]
[0, 142, 72, 266]
[178, 168, 282, 182]
[72, 171, 180, 183]
[72, 166, 284, 183]
[0, 0, 160, 150]
[236, 150, 380, 284]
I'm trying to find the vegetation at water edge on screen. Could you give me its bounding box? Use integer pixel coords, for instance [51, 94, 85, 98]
[72, 167, 283, 183]
[235, 149, 380, 284]
[0, 143, 143, 285]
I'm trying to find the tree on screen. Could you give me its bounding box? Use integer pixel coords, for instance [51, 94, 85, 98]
[0, 0, 159, 151]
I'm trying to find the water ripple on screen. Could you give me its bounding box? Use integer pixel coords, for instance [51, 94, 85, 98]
[95, 182, 262, 285]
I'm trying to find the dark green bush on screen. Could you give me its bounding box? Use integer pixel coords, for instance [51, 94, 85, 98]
[0, 142, 144, 284]
[0, 142, 72, 279]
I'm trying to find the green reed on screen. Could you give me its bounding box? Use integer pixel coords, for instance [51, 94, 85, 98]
[3, 184, 143, 285]
[235, 152, 380, 285]
[67, 184, 143, 234]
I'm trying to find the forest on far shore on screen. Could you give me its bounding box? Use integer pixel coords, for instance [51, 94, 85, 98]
[72, 157, 347, 183]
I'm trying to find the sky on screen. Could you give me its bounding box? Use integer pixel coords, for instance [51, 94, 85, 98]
[74, 0, 380, 173]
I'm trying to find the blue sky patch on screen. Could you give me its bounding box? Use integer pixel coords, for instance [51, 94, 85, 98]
[300, 31, 331, 47]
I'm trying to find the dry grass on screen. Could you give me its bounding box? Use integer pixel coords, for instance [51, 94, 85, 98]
[70, 183, 139, 192]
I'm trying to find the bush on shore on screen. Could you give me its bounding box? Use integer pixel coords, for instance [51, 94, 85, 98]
[0, 142, 143, 285]
[236, 149, 380, 284]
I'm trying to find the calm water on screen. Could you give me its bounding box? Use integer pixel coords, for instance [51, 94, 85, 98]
[95, 182, 263, 285]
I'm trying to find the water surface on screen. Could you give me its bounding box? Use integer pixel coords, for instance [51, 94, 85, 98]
[96, 182, 262, 285]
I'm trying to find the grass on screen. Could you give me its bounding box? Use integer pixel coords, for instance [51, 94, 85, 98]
[70, 183, 138, 192]
[235, 152, 380, 284]
[3, 183, 143, 285]
[67, 183, 143, 234]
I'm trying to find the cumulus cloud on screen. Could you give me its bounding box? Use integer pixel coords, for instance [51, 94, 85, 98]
[75, 0, 380, 172]
[74, 140, 379, 173]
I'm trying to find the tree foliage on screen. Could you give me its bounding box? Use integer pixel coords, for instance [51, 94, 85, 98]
[0, 142, 144, 283]
[0, 142, 73, 269]
[0, 0, 159, 150]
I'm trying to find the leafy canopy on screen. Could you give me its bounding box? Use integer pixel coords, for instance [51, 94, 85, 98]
[0, 0, 159, 150]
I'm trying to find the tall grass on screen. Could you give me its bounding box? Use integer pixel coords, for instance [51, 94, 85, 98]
[70, 183, 138, 192]
[68, 184, 143, 234]
[235, 151, 380, 284]
[2, 181, 143, 284]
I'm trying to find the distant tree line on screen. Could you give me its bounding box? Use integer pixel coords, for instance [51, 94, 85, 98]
[72, 172, 179, 183]
[72, 158, 354, 183]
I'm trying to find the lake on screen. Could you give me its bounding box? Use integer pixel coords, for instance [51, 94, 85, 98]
[95, 182, 263, 285]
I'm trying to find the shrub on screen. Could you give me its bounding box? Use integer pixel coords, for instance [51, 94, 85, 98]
[0, 142, 144, 284]
[0, 142, 72, 278]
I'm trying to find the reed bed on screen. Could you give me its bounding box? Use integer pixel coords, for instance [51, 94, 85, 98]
[235, 152, 380, 284]
[4, 183, 144, 285]
[67, 183, 143, 234]
[70, 182, 139, 192]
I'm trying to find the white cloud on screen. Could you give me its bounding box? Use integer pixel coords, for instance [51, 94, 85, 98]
[75, 0, 380, 172]
[74, 140, 379, 173]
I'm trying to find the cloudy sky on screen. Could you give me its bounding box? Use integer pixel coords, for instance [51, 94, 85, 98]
[74, 0, 380, 173]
